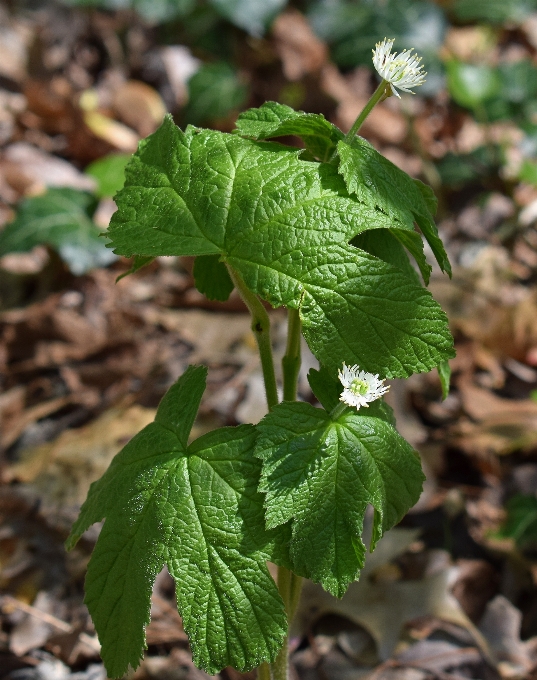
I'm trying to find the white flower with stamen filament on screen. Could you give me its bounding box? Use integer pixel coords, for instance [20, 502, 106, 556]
[338, 363, 390, 410]
[372, 38, 426, 98]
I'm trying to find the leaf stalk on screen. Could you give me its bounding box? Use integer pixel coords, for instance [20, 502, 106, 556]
[226, 264, 279, 410]
[343, 80, 389, 144]
[282, 307, 302, 402]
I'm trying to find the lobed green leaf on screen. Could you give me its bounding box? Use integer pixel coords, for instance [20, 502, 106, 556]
[255, 401, 425, 596]
[67, 365, 287, 677]
[107, 116, 454, 378]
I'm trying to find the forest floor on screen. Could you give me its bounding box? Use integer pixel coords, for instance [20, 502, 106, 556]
[2, 2, 537, 679]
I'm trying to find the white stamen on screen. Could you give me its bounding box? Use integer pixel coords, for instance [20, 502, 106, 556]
[372, 38, 426, 98]
[338, 363, 390, 410]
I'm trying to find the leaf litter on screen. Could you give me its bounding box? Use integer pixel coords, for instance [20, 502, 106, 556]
[1, 1, 537, 680]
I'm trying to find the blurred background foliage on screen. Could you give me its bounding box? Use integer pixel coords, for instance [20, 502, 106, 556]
[4, 0, 537, 272]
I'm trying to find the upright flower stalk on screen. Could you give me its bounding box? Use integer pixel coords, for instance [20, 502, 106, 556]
[343, 37, 427, 144]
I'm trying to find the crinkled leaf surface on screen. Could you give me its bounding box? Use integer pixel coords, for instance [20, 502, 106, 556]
[351, 229, 422, 286]
[66, 365, 286, 677]
[236, 101, 343, 162]
[107, 116, 454, 377]
[337, 138, 451, 277]
[255, 401, 425, 597]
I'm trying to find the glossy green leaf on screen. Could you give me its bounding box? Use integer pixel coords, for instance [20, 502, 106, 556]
[66, 365, 286, 676]
[193, 254, 234, 301]
[337, 138, 451, 277]
[107, 116, 454, 378]
[351, 229, 422, 286]
[0, 188, 116, 275]
[236, 101, 343, 162]
[256, 401, 425, 596]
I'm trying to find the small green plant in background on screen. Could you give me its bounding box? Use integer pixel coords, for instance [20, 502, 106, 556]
[66, 39, 455, 680]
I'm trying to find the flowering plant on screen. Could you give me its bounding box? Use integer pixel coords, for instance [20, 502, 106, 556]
[67, 39, 454, 680]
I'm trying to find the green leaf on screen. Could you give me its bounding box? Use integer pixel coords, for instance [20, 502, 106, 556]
[446, 61, 501, 110]
[307, 365, 341, 412]
[116, 255, 155, 282]
[453, 0, 536, 24]
[236, 101, 344, 162]
[351, 229, 423, 286]
[435, 146, 502, 187]
[108, 117, 454, 378]
[208, 0, 286, 35]
[497, 494, 537, 548]
[193, 254, 234, 301]
[437, 360, 451, 401]
[256, 401, 425, 596]
[0, 188, 116, 275]
[66, 365, 286, 676]
[337, 138, 451, 277]
[184, 62, 248, 126]
[85, 153, 131, 198]
[63, 0, 195, 23]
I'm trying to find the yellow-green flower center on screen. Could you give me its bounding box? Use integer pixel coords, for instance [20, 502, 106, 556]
[350, 378, 369, 396]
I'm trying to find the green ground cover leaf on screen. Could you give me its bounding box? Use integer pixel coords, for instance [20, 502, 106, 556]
[497, 494, 537, 548]
[66, 365, 287, 676]
[236, 101, 343, 162]
[107, 116, 454, 378]
[255, 401, 425, 596]
[193, 254, 234, 300]
[185, 62, 248, 125]
[453, 0, 536, 23]
[337, 138, 451, 277]
[446, 61, 501, 110]
[0, 188, 116, 275]
[209, 0, 287, 35]
[85, 153, 131, 198]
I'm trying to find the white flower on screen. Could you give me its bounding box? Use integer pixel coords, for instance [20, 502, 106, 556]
[338, 363, 390, 410]
[372, 38, 426, 98]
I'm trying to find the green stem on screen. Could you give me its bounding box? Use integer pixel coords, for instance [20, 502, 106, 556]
[330, 401, 347, 420]
[343, 80, 389, 144]
[282, 308, 301, 402]
[271, 567, 304, 680]
[226, 271, 305, 680]
[258, 663, 271, 680]
[226, 265, 279, 410]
